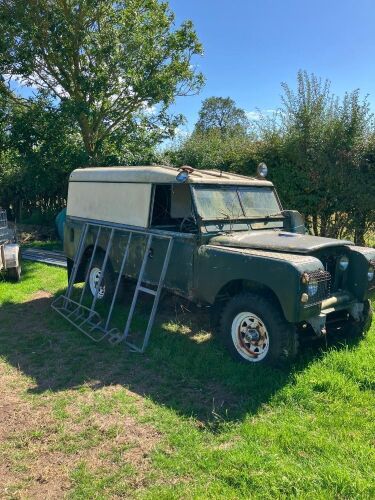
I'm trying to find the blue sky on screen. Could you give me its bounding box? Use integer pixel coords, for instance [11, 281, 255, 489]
[169, 0, 375, 130]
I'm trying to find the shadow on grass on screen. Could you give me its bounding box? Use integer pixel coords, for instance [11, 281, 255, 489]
[0, 270, 364, 427]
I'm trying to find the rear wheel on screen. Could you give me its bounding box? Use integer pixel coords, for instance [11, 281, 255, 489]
[220, 292, 298, 365]
[85, 254, 123, 303]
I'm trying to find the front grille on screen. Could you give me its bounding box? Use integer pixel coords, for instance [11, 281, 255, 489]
[320, 254, 338, 286]
[304, 269, 331, 308]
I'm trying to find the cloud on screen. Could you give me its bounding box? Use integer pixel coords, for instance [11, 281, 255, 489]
[173, 125, 190, 138]
[246, 109, 276, 121]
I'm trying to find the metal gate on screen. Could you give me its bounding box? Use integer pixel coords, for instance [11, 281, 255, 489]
[51, 222, 174, 353]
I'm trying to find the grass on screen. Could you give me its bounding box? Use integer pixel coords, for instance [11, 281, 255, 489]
[0, 261, 374, 498]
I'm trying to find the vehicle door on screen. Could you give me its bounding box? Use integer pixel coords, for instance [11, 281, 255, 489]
[143, 183, 197, 298]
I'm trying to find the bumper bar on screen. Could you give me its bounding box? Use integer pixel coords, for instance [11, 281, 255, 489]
[321, 293, 352, 311]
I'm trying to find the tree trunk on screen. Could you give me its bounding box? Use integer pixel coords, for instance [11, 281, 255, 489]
[354, 213, 366, 246]
[320, 216, 327, 237]
[312, 215, 319, 236]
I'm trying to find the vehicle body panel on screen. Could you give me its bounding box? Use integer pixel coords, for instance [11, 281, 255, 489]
[194, 244, 323, 322]
[67, 181, 152, 228]
[64, 216, 196, 298]
[210, 231, 353, 254]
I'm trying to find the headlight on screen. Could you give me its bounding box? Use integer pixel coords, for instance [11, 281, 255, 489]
[307, 280, 318, 296]
[257, 162, 268, 178]
[338, 255, 349, 271]
[368, 266, 374, 282]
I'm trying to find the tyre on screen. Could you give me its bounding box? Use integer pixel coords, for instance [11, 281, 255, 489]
[85, 253, 123, 303]
[220, 292, 298, 365]
[342, 300, 373, 339]
[6, 264, 21, 282]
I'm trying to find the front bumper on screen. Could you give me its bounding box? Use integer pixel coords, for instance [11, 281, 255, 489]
[321, 292, 354, 314]
[305, 290, 372, 336]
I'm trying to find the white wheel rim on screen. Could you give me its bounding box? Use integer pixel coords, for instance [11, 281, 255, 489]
[89, 267, 105, 299]
[231, 311, 270, 362]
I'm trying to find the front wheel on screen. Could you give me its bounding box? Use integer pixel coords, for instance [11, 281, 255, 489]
[220, 292, 298, 365]
[342, 300, 373, 339]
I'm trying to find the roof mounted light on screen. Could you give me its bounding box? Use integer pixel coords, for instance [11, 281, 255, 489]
[176, 165, 194, 183]
[176, 170, 189, 183]
[257, 162, 268, 178]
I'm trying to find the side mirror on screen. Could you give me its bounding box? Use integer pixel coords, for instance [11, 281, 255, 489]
[282, 210, 306, 234]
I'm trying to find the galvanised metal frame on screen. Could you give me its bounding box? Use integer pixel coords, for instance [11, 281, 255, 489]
[52, 220, 174, 353]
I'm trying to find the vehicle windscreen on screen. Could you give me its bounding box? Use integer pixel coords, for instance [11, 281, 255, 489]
[193, 186, 281, 220]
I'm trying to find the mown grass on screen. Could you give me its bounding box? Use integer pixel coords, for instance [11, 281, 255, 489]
[0, 261, 374, 498]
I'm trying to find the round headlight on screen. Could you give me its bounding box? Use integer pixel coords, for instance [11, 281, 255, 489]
[368, 266, 374, 282]
[257, 162, 268, 178]
[338, 255, 349, 271]
[307, 280, 318, 296]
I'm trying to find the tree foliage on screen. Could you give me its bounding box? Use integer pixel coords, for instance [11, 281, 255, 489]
[0, 95, 86, 221]
[168, 72, 375, 244]
[0, 91, 169, 221]
[194, 96, 249, 135]
[0, 0, 204, 163]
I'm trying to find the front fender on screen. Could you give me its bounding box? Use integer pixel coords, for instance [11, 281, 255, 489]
[348, 246, 375, 300]
[195, 245, 322, 323]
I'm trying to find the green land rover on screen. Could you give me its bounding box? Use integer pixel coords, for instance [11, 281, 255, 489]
[64, 164, 375, 365]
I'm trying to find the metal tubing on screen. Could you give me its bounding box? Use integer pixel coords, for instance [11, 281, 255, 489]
[79, 226, 102, 304]
[122, 234, 153, 340]
[104, 232, 133, 330]
[53, 221, 174, 351]
[141, 237, 174, 352]
[66, 223, 89, 300]
[89, 228, 114, 313]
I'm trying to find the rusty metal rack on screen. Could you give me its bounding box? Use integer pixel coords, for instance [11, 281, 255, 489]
[51, 222, 174, 353]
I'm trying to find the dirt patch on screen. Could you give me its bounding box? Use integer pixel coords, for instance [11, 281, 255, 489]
[0, 292, 164, 498]
[0, 369, 162, 498]
[29, 291, 53, 302]
[0, 362, 65, 498]
[0, 286, 244, 496]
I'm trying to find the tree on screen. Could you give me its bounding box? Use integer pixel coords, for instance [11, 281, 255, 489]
[194, 96, 249, 135]
[268, 70, 374, 243]
[0, 0, 204, 164]
[0, 94, 86, 220]
[169, 72, 375, 245]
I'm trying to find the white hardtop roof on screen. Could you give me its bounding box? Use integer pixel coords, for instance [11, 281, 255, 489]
[69, 165, 274, 187]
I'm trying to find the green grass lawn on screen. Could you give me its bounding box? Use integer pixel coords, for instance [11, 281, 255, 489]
[0, 262, 374, 498]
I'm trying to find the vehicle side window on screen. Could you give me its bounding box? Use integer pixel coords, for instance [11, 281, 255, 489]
[151, 184, 196, 233]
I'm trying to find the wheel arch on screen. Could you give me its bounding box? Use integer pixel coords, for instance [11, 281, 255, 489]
[75, 244, 107, 283]
[214, 279, 284, 316]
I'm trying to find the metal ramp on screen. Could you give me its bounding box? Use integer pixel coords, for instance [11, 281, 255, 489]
[51, 222, 173, 352]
